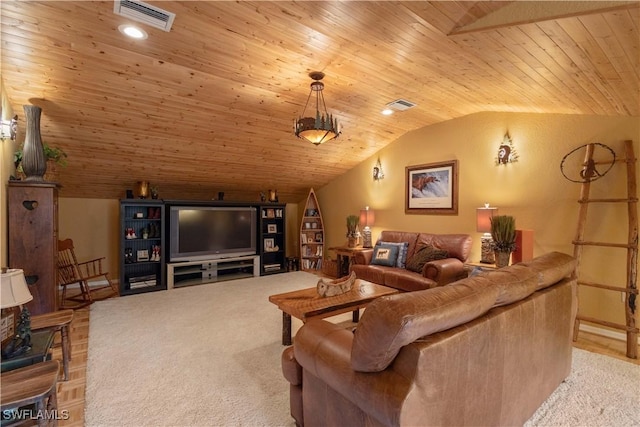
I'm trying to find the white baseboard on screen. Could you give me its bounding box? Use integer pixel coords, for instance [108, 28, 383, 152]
[579, 323, 626, 342]
[64, 279, 119, 289]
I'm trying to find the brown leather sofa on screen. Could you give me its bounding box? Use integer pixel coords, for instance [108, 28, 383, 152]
[282, 252, 577, 427]
[350, 230, 472, 291]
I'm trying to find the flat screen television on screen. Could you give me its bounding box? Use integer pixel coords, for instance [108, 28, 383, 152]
[169, 206, 257, 262]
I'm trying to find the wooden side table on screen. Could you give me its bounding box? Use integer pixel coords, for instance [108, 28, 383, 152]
[1, 329, 55, 373]
[1, 360, 60, 426]
[328, 246, 370, 277]
[31, 309, 74, 381]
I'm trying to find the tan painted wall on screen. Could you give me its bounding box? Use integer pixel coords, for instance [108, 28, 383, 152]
[1, 77, 17, 268]
[285, 203, 299, 258]
[58, 198, 121, 277]
[314, 112, 639, 328]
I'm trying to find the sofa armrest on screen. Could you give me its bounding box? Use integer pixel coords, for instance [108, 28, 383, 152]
[423, 258, 466, 285]
[282, 346, 304, 426]
[294, 319, 412, 427]
[282, 346, 302, 386]
[353, 249, 373, 265]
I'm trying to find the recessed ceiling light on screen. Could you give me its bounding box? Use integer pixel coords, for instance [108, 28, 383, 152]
[118, 24, 148, 40]
[381, 108, 394, 116]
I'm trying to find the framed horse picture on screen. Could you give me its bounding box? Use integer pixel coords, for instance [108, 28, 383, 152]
[405, 160, 458, 215]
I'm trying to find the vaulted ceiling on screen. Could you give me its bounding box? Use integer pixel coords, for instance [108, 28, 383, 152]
[2, 1, 638, 202]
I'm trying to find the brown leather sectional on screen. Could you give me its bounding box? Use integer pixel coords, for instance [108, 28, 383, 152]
[350, 230, 473, 291]
[282, 252, 577, 427]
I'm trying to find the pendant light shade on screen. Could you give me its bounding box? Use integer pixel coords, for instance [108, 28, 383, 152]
[294, 72, 341, 145]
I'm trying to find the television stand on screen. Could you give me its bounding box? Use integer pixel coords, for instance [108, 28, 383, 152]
[167, 255, 260, 289]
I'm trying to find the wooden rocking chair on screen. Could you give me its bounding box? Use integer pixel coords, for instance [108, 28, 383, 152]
[57, 238, 118, 308]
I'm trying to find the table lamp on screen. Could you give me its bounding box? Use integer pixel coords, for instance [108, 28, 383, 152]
[476, 204, 498, 264]
[359, 206, 375, 248]
[1, 268, 34, 359]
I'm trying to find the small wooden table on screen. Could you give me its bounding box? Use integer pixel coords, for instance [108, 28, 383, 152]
[269, 279, 398, 345]
[1, 330, 55, 373]
[31, 309, 74, 381]
[1, 360, 60, 427]
[328, 246, 370, 277]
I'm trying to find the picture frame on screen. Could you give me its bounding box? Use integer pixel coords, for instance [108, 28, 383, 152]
[267, 224, 277, 233]
[405, 160, 458, 215]
[266, 209, 275, 218]
[315, 233, 323, 242]
[136, 249, 150, 262]
[264, 238, 275, 251]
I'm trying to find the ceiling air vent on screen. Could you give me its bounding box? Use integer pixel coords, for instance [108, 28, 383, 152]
[386, 99, 417, 111]
[113, 0, 176, 32]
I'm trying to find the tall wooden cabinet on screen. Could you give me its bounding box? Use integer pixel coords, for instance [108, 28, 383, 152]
[7, 182, 59, 315]
[300, 188, 324, 271]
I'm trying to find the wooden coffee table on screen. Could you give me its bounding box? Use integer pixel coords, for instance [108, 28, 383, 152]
[269, 279, 398, 345]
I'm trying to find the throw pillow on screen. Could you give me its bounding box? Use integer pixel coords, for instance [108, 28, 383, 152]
[405, 244, 449, 273]
[370, 244, 399, 267]
[377, 241, 410, 268]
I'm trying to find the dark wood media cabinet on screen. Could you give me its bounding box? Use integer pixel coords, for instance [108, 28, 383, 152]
[119, 199, 287, 295]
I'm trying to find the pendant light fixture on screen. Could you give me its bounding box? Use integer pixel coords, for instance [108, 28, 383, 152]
[294, 71, 341, 145]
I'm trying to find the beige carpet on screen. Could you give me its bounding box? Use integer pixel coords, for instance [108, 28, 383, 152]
[86, 271, 639, 426]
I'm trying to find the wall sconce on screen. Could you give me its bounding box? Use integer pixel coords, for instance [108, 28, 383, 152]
[373, 158, 385, 180]
[359, 206, 375, 248]
[476, 203, 498, 264]
[495, 132, 519, 165]
[1, 115, 18, 141]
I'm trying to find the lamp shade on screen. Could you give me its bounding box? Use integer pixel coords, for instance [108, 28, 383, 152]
[1, 269, 33, 308]
[476, 205, 498, 233]
[359, 207, 375, 228]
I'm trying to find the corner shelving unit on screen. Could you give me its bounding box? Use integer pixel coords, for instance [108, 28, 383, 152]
[300, 188, 324, 272]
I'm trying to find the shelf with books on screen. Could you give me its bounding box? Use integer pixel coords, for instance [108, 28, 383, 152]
[299, 189, 324, 272]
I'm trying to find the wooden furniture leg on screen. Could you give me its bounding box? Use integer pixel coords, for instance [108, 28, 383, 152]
[31, 310, 74, 381]
[282, 312, 292, 346]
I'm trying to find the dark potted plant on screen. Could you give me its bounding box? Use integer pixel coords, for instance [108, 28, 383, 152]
[490, 215, 516, 267]
[150, 185, 159, 199]
[346, 215, 360, 248]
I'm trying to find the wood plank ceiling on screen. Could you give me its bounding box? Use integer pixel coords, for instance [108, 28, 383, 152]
[1, 1, 638, 202]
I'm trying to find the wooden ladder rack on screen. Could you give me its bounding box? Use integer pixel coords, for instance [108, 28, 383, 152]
[572, 140, 638, 359]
